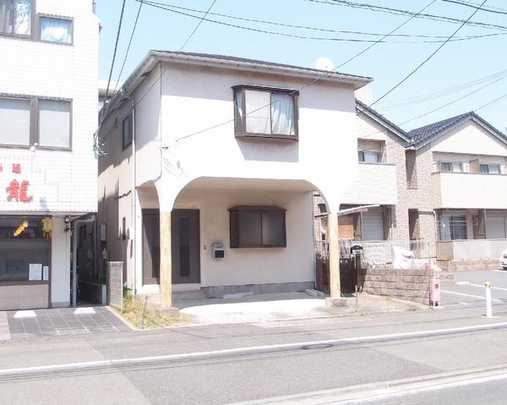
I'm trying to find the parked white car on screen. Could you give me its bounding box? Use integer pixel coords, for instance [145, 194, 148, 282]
[500, 249, 507, 270]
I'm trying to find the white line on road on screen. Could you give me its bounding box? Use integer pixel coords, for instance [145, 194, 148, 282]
[2, 321, 507, 379]
[230, 365, 507, 404]
[456, 281, 507, 292]
[440, 289, 502, 303]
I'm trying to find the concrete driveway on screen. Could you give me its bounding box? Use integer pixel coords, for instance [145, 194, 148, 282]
[440, 270, 507, 309]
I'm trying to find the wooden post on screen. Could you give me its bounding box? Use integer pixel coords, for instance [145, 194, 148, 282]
[328, 212, 341, 298]
[159, 211, 172, 308]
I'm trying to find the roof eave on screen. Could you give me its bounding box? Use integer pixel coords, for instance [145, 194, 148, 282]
[355, 101, 410, 143]
[151, 51, 372, 90]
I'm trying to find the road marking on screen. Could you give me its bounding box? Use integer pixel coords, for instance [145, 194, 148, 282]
[456, 281, 507, 292]
[230, 365, 507, 404]
[2, 321, 507, 379]
[440, 289, 502, 303]
[13, 311, 36, 319]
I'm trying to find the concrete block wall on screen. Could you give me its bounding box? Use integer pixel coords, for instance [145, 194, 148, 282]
[361, 265, 437, 305]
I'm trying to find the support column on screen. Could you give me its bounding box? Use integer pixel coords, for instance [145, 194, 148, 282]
[159, 211, 172, 308]
[328, 212, 341, 298]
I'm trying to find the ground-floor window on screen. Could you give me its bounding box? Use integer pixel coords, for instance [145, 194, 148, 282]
[439, 215, 467, 240]
[0, 216, 50, 283]
[229, 206, 286, 248]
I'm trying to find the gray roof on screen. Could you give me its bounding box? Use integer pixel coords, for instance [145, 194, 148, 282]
[355, 100, 410, 143]
[408, 111, 507, 148]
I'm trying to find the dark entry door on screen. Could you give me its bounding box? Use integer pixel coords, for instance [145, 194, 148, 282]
[142, 209, 160, 284]
[172, 209, 200, 284]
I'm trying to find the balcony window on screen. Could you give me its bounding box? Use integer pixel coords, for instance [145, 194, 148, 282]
[0, 97, 31, 146]
[358, 150, 381, 163]
[0, 0, 32, 36]
[229, 206, 286, 248]
[439, 161, 463, 173]
[39, 16, 72, 44]
[480, 164, 501, 175]
[439, 215, 467, 240]
[234, 86, 297, 140]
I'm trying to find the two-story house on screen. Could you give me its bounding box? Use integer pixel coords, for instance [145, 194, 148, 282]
[0, 0, 99, 310]
[407, 112, 507, 266]
[97, 50, 372, 306]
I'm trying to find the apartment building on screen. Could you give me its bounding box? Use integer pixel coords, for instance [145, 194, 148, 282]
[0, 0, 99, 309]
[97, 50, 372, 305]
[407, 112, 507, 265]
[315, 103, 507, 272]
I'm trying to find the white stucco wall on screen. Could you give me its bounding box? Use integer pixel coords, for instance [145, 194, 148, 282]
[51, 217, 71, 306]
[98, 57, 368, 292]
[175, 189, 315, 287]
[144, 63, 360, 212]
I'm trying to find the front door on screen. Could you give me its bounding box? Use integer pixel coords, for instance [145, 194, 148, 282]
[171, 209, 201, 284]
[142, 209, 160, 285]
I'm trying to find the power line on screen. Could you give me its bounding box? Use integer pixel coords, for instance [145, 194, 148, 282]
[370, 0, 490, 107]
[105, 0, 127, 100]
[442, 0, 507, 15]
[336, 0, 438, 69]
[141, 0, 502, 45]
[179, 0, 217, 51]
[306, 0, 507, 31]
[115, 0, 144, 92]
[382, 67, 507, 110]
[400, 73, 507, 125]
[476, 92, 507, 111]
[142, 0, 507, 41]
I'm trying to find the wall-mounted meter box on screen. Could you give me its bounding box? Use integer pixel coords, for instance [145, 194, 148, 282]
[211, 241, 225, 260]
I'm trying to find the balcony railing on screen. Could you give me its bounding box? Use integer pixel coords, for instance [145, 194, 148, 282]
[342, 163, 397, 206]
[437, 239, 507, 261]
[432, 172, 507, 209]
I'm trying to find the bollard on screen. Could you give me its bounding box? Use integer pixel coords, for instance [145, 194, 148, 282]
[485, 282, 493, 318]
[430, 277, 440, 307]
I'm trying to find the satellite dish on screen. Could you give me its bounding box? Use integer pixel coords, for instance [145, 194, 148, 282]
[314, 57, 336, 72]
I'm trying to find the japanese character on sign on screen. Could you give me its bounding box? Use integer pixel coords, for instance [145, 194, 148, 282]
[6, 179, 32, 202]
[12, 163, 21, 174]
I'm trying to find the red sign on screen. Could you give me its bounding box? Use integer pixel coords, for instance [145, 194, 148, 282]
[4, 163, 32, 203]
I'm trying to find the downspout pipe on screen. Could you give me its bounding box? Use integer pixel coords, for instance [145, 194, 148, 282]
[72, 214, 96, 307]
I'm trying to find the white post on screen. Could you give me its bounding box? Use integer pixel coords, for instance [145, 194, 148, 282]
[485, 281, 493, 318]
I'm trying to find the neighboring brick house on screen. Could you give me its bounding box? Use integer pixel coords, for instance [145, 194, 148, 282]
[407, 112, 507, 266]
[314, 104, 507, 269]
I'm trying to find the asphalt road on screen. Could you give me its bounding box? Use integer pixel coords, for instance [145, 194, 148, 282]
[2, 320, 507, 404]
[0, 270, 506, 404]
[440, 270, 507, 310]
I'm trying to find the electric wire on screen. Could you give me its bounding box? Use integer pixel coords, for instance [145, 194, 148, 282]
[105, 0, 127, 100]
[369, 0, 490, 106]
[179, 0, 217, 51]
[115, 0, 144, 93]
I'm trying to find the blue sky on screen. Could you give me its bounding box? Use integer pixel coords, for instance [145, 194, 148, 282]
[96, 0, 507, 131]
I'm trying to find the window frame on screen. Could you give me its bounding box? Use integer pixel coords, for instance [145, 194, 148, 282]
[480, 163, 501, 175]
[439, 161, 463, 173]
[358, 150, 382, 164]
[229, 206, 287, 248]
[0, 0, 34, 39]
[122, 113, 133, 150]
[233, 85, 299, 141]
[38, 13, 73, 45]
[0, 93, 72, 151]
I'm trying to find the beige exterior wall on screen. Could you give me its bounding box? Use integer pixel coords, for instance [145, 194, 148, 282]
[175, 188, 315, 287]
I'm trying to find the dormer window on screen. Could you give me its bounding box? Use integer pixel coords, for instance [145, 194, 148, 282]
[233, 86, 298, 140]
